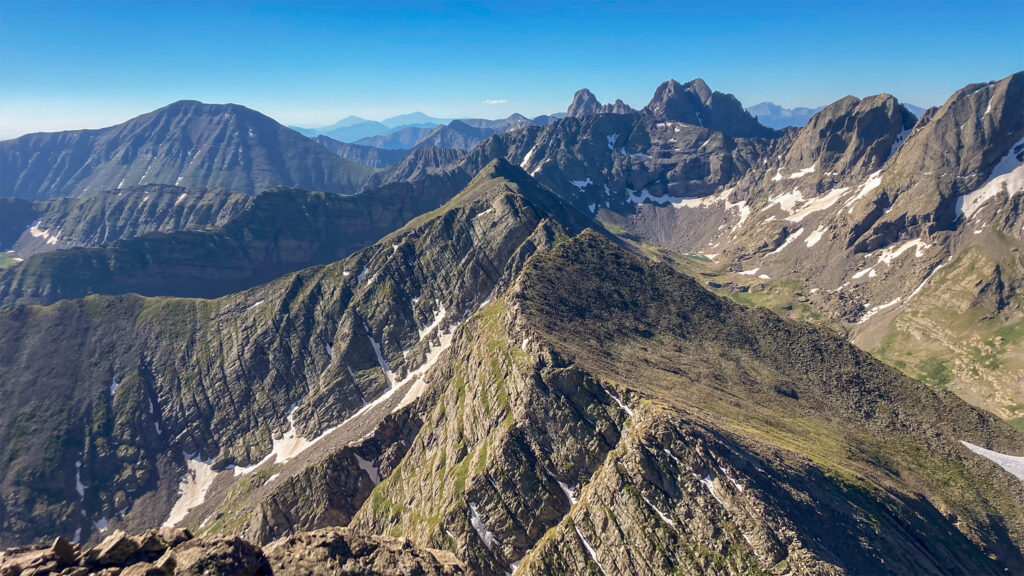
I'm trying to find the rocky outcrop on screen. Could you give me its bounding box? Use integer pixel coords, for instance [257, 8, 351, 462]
[644, 78, 775, 138]
[366, 147, 468, 189]
[0, 527, 467, 575]
[264, 529, 467, 575]
[566, 89, 603, 118]
[0, 100, 375, 200]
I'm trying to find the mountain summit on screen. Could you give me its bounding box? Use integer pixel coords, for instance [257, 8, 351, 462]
[566, 88, 603, 118]
[644, 78, 775, 137]
[0, 100, 373, 199]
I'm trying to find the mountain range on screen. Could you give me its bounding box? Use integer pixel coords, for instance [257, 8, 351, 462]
[1, 71, 1023, 576]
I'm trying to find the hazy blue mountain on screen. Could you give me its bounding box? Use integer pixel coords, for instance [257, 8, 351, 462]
[381, 112, 451, 128]
[904, 103, 928, 117]
[746, 101, 824, 129]
[354, 125, 434, 149]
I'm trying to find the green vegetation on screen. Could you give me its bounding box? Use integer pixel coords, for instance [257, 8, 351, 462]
[0, 253, 20, 269]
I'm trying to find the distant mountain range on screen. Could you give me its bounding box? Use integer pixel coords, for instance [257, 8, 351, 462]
[291, 112, 565, 149]
[748, 100, 929, 129]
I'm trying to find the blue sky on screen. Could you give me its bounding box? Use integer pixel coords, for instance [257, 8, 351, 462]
[1, 0, 1021, 139]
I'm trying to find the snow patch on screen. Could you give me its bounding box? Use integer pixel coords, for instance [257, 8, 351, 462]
[164, 456, 216, 526]
[394, 312, 460, 411]
[109, 376, 118, 397]
[174, 193, 188, 206]
[626, 188, 686, 206]
[737, 268, 760, 276]
[767, 228, 804, 255]
[355, 454, 381, 485]
[805, 226, 827, 247]
[469, 502, 496, 550]
[875, 239, 930, 266]
[473, 208, 495, 220]
[699, 473, 727, 507]
[956, 141, 1024, 221]
[570, 178, 593, 192]
[605, 388, 633, 416]
[606, 133, 618, 150]
[961, 441, 1024, 481]
[785, 186, 849, 222]
[28, 222, 60, 246]
[75, 461, 87, 497]
[788, 164, 816, 179]
[859, 297, 901, 323]
[845, 171, 884, 213]
[763, 189, 805, 214]
[520, 144, 540, 170]
[888, 128, 911, 159]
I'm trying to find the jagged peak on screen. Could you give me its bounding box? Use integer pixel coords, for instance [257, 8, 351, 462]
[567, 88, 603, 118]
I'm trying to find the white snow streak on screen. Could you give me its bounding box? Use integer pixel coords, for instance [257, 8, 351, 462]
[859, 298, 902, 323]
[469, 502, 496, 550]
[75, 461, 87, 497]
[961, 441, 1024, 481]
[805, 226, 827, 247]
[767, 228, 804, 255]
[574, 527, 607, 575]
[640, 492, 676, 528]
[788, 164, 816, 179]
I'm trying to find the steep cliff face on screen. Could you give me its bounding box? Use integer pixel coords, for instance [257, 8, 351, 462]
[0, 175, 464, 307]
[6, 186, 251, 259]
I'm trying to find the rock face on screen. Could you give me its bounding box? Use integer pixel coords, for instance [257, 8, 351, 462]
[566, 89, 635, 118]
[0, 175, 464, 307]
[0, 100, 375, 200]
[3, 186, 251, 259]
[566, 89, 603, 118]
[644, 78, 775, 138]
[313, 136, 411, 169]
[264, 529, 467, 575]
[0, 527, 466, 575]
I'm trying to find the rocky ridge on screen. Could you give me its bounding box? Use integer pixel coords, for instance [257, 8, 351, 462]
[0, 527, 467, 575]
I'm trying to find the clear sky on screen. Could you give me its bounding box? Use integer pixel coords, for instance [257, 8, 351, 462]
[1, 0, 1021, 139]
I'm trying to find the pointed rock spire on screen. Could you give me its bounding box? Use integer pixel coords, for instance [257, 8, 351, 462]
[567, 89, 603, 118]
